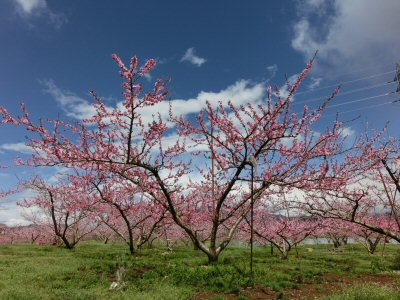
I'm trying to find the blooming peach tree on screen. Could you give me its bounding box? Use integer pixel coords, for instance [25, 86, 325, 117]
[300, 135, 400, 243]
[19, 176, 99, 249]
[0, 53, 351, 263]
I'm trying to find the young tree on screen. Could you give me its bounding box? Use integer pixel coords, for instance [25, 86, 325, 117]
[318, 218, 352, 249]
[352, 219, 386, 255]
[82, 173, 167, 255]
[246, 202, 319, 259]
[20, 176, 99, 249]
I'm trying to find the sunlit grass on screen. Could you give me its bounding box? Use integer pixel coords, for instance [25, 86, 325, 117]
[0, 242, 399, 299]
[320, 283, 400, 300]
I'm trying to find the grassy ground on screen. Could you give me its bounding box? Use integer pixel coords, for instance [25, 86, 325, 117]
[0, 242, 399, 299]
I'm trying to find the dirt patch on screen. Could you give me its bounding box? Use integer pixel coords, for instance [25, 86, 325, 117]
[286, 273, 399, 300]
[191, 273, 400, 299]
[131, 266, 155, 276]
[191, 287, 280, 300]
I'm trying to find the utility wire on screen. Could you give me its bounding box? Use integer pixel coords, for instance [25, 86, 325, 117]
[292, 94, 398, 118]
[326, 92, 396, 109]
[296, 70, 395, 95]
[311, 63, 394, 79]
[294, 80, 396, 106]
[325, 100, 400, 117]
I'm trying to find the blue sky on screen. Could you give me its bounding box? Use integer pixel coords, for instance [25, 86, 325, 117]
[0, 0, 399, 225]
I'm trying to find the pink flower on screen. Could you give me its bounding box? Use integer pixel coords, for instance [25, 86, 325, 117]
[140, 59, 156, 74]
[112, 53, 127, 71]
[15, 157, 24, 166]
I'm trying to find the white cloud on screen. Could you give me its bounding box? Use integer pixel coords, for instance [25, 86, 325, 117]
[266, 64, 278, 81]
[291, 0, 400, 75]
[0, 189, 45, 227]
[14, 0, 46, 14]
[308, 77, 323, 90]
[0, 142, 34, 154]
[339, 126, 355, 138]
[299, 0, 330, 14]
[136, 79, 265, 126]
[46, 79, 265, 127]
[275, 73, 299, 100]
[41, 79, 96, 120]
[305, 0, 326, 8]
[157, 134, 211, 153]
[180, 47, 207, 67]
[0, 203, 30, 227]
[143, 73, 152, 82]
[12, 0, 67, 29]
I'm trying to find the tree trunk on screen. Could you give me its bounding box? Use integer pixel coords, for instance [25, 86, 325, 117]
[114, 203, 136, 255]
[61, 235, 74, 249]
[366, 237, 380, 254]
[128, 230, 135, 255]
[280, 246, 290, 260]
[280, 252, 289, 260]
[207, 252, 219, 264]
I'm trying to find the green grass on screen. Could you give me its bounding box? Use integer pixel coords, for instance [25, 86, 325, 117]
[0, 242, 399, 299]
[320, 283, 400, 300]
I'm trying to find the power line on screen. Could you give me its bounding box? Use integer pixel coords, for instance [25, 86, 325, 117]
[315, 62, 394, 79]
[292, 97, 398, 119]
[294, 80, 396, 106]
[326, 92, 396, 109]
[325, 100, 400, 117]
[296, 70, 395, 95]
